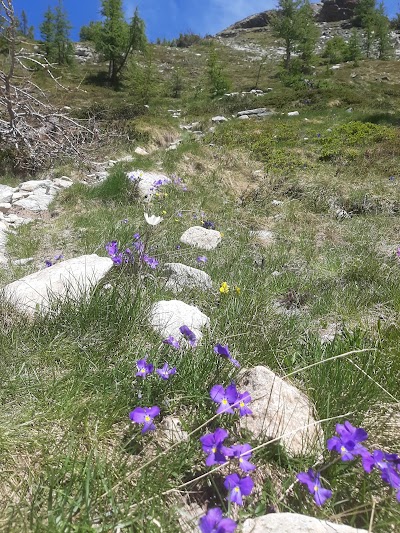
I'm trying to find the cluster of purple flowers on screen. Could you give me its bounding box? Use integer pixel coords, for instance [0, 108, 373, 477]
[171, 174, 188, 191]
[198, 385, 254, 530]
[203, 220, 216, 230]
[105, 234, 159, 269]
[135, 357, 176, 381]
[298, 420, 400, 506]
[210, 383, 251, 416]
[162, 325, 198, 349]
[44, 254, 63, 268]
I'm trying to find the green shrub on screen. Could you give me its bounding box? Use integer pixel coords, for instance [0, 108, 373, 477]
[322, 36, 348, 64]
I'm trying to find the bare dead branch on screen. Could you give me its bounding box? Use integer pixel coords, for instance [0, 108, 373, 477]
[0, 0, 98, 172]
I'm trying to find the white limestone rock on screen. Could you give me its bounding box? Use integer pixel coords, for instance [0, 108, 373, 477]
[134, 147, 149, 156]
[238, 366, 323, 456]
[149, 300, 210, 343]
[19, 179, 53, 192]
[237, 108, 267, 116]
[242, 513, 367, 533]
[127, 170, 170, 199]
[180, 226, 221, 251]
[288, 111, 300, 116]
[52, 177, 73, 189]
[164, 263, 212, 293]
[212, 116, 228, 123]
[2, 254, 113, 316]
[13, 187, 57, 212]
[0, 184, 16, 204]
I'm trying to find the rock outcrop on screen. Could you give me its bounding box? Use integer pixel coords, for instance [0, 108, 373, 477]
[218, 0, 357, 36]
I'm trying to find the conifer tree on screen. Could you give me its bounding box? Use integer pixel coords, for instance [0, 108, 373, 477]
[54, 0, 73, 64]
[375, 2, 392, 59]
[40, 7, 55, 59]
[271, 0, 318, 72]
[19, 9, 28, 36]
[355, 0, 377, 58]
[346, 29, 362, 64]
[94, 1, 146, 84]
[40, 2, 72, 64]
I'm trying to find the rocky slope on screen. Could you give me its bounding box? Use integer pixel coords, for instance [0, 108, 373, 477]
[218, 0, 358, 37]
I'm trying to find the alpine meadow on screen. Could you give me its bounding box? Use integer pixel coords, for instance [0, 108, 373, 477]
[1, 0, 400, 531]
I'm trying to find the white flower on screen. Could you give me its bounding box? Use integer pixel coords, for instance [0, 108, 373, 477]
[144, 212, 163, 226]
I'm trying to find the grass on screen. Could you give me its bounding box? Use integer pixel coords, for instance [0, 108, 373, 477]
[2, 28, 400, 532]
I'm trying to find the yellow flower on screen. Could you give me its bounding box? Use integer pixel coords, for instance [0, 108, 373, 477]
[235, 286, 241, 295]
[164, 193, 168, 197]
[220, 232, 224, 238]
[162, 210, 167, 215]
[155, 192, 160, 197]
[219, 282, 229, 294]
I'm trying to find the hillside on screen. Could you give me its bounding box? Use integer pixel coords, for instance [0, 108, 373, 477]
[1, 5, 400, 532]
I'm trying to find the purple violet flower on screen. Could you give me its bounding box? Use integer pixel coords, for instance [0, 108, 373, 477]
[381, 465, 400, 502]
[179, 325, 197, 347]
[236, 392, 252, 416]
[199, 508, 237, 533]
[135, 358, 154, 378]
[213, 344, 240, 368]
[162, 336, 180, 350]
[231, 444, 256, 472]
[129, 406, 160, 433]
[224, 473, 254, 506]
[197, 255, 208, 263]
[200, 428, 232, 466]
[45, 260, 53, 268]
[297, 469, 332, 506]
[156, 362, 177, 380]
[362, 449, 400, 475]
[327, 421, 369, 462]
[106, 241, 123, 265]
[210, 383, 238, 414]
[142, 254, 159, 269]
[54, 254, 63, 261]
[203, 220, 216, 230]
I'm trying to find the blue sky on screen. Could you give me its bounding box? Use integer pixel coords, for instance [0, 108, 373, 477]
[13, 0, 399, 42]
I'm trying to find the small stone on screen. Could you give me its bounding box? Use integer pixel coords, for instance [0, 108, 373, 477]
[238, 114, 250, 120]
[237, 108, 268, 117]
[211, 116, 228, 123]
[346, 107, 353, 113]
[149, 300, 210, 343]
[271, 200, 283, 206]
[0, 203, 11, 213]
[287, 111, 299, 116]
[242, 513, 367, 533]
[12, 257, 34, 266]
[134, 147, 148, 156]
[159, 416, 189, 445]
[180, 226, 222, 251]
[238, 366, 323, 456]
[164, 262, 212, 292]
